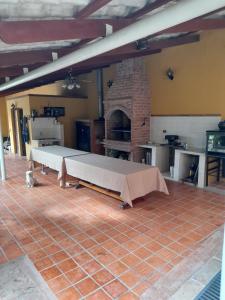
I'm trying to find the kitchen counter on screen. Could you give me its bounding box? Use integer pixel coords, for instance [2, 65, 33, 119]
[138, 143, 169, 172]
[175, 147, 205, 155]
[139, 143, 169, 148]
[174, 147, 206, 188]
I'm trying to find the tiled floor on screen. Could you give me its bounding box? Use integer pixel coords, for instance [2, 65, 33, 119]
[0, 154, 225, 299]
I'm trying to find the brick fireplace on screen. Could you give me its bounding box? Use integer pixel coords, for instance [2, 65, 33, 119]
[104, 57, 150, 162]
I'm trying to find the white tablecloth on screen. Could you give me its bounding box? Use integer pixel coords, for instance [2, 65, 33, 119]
[30, 146, 89, 180]
[65, 154, 169, 206]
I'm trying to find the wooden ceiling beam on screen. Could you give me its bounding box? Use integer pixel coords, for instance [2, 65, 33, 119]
[0, 63, 44, 78]
[162, 18, 225, 34]
[104, 33, 200, 57]
[0, 48, 160, 80]
[0, 19, 132, 44]
[0, 33, 199, 73]
[75, 0, 113, 18]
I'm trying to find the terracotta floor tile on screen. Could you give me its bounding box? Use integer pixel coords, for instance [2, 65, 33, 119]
[57, 258, 77, 273]
[108, 260, 129, 276]
[66, 244, 83, 256]
[113, 233, 128, 244]
[82, 259, 102, 275]
[44, 244, 62, 255]
[99, 253, 117, 266]
[104, 279, 127, 298]
[132, 280, 150, 296]
[76, 277, 99, 296]
[109, 245, 129, 257]
[93, 233, 110, 244]
[154, 234, 173, 246]
[119, 270, 141, 288]
[121, 253, 141, 267]
[101, 238, 119, 249]
[57, 287, 80, 300]
[92, 268, 114, 285]
[79, 238, 97, 249]
[51, 250, 70, 263]
[29, 249, 47, 262]
[86, 289, 111, 300]
[121, 240, 140, 251]
[146, 255, 167, 269]
[74, 252, 93, 266]
[133, 262, 155, 277]
[133, 247, 152, 259]
[65, 267, 87, 284]
[167, 242, 188, 254]
[34, 256, 54, 271]
[145, 240, 162, 252]
[119, 292, 139, 300]
[157, 248, 177, 261]
[178, 236, 195, 248]
[41, 266, 62, 281]
[47, 274, 70, 293]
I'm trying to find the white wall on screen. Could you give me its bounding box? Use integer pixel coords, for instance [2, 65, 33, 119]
[150, 115, 221, 149]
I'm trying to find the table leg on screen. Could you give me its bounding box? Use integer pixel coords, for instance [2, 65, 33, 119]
[120, 202, 130, 209]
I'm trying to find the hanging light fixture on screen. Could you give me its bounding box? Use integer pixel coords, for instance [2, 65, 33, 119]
[62, 72, 81, 90]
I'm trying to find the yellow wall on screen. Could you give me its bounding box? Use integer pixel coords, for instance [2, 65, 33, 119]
[6, 96, 30, 154]
[147, 29, 225, 118]
[29, 95, 88, 148]
[0, 97, 8, 136]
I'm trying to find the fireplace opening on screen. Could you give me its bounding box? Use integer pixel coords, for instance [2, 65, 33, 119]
[108, 109, 131, 141]
[107, 149, 130, 160]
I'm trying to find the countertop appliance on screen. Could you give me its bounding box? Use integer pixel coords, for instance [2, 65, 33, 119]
[165, 135, 181, 146]
[206, 130, 225, 157]
[218, 120, 225, 131]
[206, 130, 225, 186]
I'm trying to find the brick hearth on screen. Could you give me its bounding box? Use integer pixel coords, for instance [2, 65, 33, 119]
[104, 57, 150, 162]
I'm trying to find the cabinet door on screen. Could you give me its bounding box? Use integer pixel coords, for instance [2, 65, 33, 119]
[76, 122, 91, 152]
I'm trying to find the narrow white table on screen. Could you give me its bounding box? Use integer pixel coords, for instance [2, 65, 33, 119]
[65, 154, 169, 207]
[30, 145, 89, 186]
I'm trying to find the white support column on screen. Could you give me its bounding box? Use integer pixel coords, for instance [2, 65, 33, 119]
[221, 225, 225, 300]
[0, 113, 6, 181]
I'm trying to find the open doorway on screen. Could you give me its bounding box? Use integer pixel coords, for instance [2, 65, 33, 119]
[11, 106, 26, 157]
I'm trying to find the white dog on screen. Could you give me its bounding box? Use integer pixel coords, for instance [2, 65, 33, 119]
[25, 171, 37, 188]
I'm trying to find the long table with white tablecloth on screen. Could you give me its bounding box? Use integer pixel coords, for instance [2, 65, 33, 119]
[65, 153, 169, 207]
[29, 145, 89, 185]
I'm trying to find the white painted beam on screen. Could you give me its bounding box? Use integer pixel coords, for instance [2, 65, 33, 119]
[0, 0, 225, 92]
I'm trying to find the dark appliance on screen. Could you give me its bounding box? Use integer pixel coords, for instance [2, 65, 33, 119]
[165, 135, 181, 167]
[165, 135, 179, 146]
[75, 119, 105, 154]
[206, 130, 225, 186]
[76, 121, 91, 152]
[206, 130, 225, 157]
[218, 120, 225, 130]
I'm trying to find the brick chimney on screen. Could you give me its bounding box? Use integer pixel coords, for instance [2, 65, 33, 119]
[104, 57, 150, 162]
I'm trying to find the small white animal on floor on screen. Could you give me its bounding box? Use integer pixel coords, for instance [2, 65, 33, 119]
[25, 171, 37, 188]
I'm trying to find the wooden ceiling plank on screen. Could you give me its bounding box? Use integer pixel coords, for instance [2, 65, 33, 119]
[128, 0, 172, 19]
[75, 0, 113, 18]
